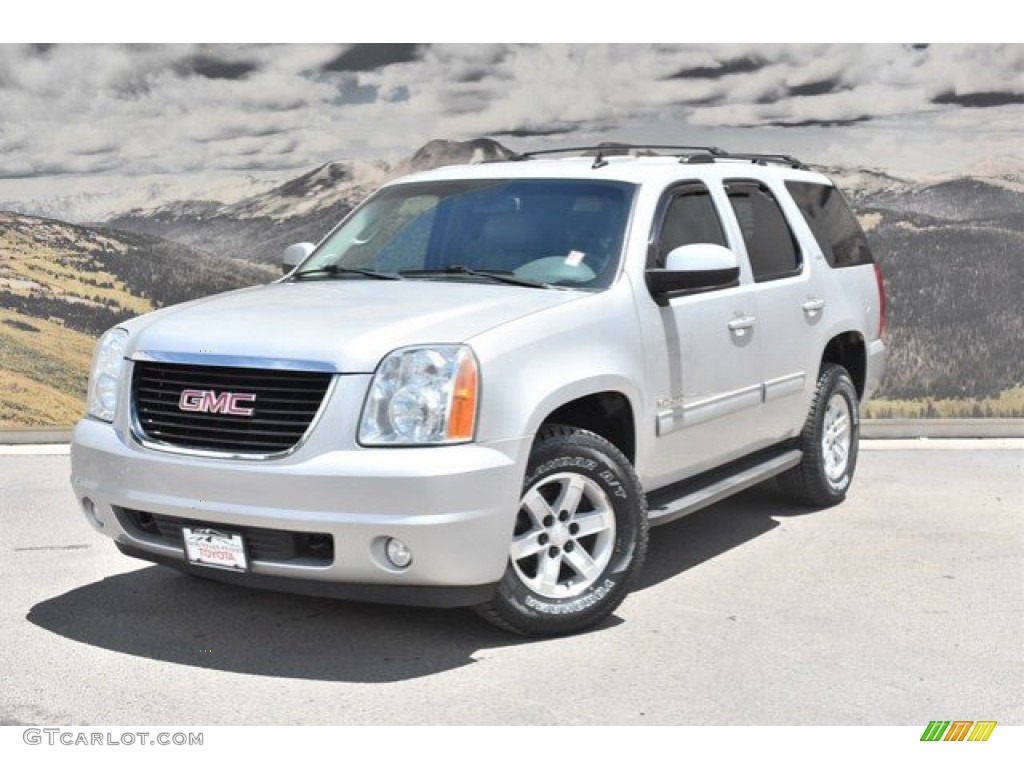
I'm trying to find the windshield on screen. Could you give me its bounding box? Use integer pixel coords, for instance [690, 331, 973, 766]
[295, 178, 636, 289]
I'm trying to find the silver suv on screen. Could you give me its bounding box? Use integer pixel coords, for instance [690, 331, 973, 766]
[71, 145, 887, 635]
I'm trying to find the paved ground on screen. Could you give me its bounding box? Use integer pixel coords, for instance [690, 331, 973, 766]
[0, 443, 1020, 725]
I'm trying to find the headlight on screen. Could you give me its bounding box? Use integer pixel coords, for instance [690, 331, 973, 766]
[86, 327, 128, 422]
[359, 345, 479, 445]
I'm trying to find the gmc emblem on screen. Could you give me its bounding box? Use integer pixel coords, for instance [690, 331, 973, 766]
[178, 389, 256, 417]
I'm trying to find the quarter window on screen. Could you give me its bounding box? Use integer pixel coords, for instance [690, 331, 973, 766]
[785, 181, 875, 268]
[726, 181, 802, 282]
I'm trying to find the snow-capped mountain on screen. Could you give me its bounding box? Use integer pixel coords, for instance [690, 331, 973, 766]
[402, 137, 517, 173]
[104, 138, 515, 263]
[815, 165, 921, 203]
[222, 158, 390, 221]
[961, 154, 1024, 193]
[0, 174, 279, 225]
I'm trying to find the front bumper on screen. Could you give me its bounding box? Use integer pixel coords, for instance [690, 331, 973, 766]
[70, 418, 531, 606]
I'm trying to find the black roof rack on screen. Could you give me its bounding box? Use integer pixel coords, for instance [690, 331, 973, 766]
[722, 152, 807, 170]
[502, 143, 808, 171]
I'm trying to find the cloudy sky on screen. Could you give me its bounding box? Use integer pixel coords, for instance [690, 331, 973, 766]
[0, 43, 1021, 208]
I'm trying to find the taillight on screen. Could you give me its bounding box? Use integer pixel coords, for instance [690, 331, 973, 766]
[873, 262, 887, 338]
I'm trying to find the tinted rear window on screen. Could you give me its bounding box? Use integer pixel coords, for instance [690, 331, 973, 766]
[726, 181, 802, 282]
[786, 181, 874, 268]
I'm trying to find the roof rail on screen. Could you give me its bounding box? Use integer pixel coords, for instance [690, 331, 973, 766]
[719, 153, 808, 170]
[509, 144, 726, 169]
[501, 144, 808, 171]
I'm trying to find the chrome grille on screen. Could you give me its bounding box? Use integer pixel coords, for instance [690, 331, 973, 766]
[132, 361, 332, 454]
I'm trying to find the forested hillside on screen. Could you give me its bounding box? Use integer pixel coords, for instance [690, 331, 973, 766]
[867, 209, 1022, 400]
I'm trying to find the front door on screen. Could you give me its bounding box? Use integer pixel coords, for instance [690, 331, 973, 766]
[642, 182, 765, 487]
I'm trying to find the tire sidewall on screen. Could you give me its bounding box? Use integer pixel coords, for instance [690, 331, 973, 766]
[814, 369, 860, 501]
[493, 429, 645, 633]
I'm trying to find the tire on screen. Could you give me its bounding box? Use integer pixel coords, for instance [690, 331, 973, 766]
[778, 363, 860, 507]
[475, 425, 648, 636]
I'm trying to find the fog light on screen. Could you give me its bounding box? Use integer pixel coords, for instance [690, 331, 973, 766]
[385, 537, 412, 568]
[81, 497, 102, 528]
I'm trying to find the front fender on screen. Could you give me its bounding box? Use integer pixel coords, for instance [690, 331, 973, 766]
[467, 285, 646, 445]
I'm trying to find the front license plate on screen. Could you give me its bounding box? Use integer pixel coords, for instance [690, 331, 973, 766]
[182, 527, 249, 572]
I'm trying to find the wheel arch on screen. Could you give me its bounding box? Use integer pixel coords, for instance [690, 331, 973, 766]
[535, 390, 637, 465]
[821, 331, 866, 399]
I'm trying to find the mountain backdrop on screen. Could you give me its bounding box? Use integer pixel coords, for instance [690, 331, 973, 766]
[0, 214, 273, 425]
[104, 139, 516, 264]
[1, 139, 1021, 426]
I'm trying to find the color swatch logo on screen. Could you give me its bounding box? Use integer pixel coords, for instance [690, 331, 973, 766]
[920, 721, 997, 741]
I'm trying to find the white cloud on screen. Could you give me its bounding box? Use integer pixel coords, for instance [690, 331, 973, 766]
[0, 43, 1019, 195]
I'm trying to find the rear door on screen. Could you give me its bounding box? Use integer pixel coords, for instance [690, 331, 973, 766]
[722, 179, 826, 440]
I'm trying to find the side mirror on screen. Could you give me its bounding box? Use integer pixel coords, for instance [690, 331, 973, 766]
[282, 242, 315, 274]
[646, 243, 740, 299]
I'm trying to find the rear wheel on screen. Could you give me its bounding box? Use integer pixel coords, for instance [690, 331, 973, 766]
[779, 364, 860, 507]
[475, 425, 648, 636]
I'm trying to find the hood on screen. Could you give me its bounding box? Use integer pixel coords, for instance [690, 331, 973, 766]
[124, 279, 585, 372]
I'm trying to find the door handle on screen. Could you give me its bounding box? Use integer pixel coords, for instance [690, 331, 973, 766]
[802, 298, 826, 314]
[728, 315, 757, 335]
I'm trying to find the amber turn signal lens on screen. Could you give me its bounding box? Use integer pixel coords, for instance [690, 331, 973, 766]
[447, 352, 478, 441]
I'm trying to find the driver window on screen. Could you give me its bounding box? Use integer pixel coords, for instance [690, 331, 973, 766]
[655, 188, 727, 268]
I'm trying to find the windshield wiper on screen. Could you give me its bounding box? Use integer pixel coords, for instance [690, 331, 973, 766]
[292, 264, 403, 281]
[400, 266, 551, 289]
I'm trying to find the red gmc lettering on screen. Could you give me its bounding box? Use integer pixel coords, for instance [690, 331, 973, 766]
[178, 390, 256, 416]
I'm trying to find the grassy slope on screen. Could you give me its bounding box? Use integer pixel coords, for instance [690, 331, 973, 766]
[0, 309, 95, 425]
[0, 212, 272, 427]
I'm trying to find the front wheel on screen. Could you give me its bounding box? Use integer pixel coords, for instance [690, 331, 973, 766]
[779, 363, 860, 507]
[475, 425, 648, 636]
